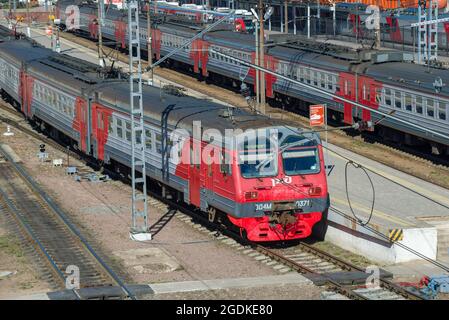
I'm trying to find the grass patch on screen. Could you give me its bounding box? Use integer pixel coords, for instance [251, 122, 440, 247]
[0, 235, 24, 258]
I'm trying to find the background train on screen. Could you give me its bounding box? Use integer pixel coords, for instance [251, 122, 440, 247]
[57, 0, 449, 157]
[0, 26, 329, 242]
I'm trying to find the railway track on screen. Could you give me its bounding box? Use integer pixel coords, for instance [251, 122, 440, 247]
[144, 195, 424, 300]
[0, 101, 425, 300]
[0, 148, 135, 300]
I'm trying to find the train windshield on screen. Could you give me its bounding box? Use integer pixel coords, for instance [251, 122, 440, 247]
[281, 135, 320, 176]
[238, 134, 277, 178]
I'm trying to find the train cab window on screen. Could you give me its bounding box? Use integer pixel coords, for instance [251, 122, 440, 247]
[427, 99, 435, 118]
[238, 135, 277, 178]
[416, 96, 423, 114]
[405, 94, 413, 111]
[281, 135, 320, 176]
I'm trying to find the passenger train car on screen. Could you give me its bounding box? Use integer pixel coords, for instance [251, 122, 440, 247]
[57, 0, 449, 156]
[0, 27, 329, 242]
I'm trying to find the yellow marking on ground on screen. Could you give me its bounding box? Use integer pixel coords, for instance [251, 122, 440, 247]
[328, 149, 449, 207]
[331, 197, 416, 227]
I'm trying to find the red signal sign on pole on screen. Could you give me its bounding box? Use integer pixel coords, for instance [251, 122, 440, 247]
[309, 104, 325, 127]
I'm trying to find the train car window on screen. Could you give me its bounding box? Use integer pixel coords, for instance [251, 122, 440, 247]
[145, 129, 153, 149]
[405, 94, 412, 111]
[299, 67, 304, 82]
[313, 72, 318, 86]
[416, 96, 423, 114]
[427, 99, 435, 118]
[116, 118, 123, 139]
[395, 93, 402, 109]
[440, 104, 448, 121]
[384, 89, 391, 106]
[125, 121, 131, 142]
[156, 133, 162, 153]
[108, 115, 113, 135]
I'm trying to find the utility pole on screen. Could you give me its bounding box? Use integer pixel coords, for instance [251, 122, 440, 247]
[147, 0, 153, 84]
[307, 5, 310, 38]
[128, 0, 151, 241]
[258, 0, 265, 114]
[55, 8, 61, 53]
[284, 0, 288, 34]
[98, 0, 104, 67]
[255, 17, 260, 109]
[26, 0, 30, 37]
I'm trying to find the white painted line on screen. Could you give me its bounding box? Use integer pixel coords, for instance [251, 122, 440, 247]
[149, 273, 311, 294]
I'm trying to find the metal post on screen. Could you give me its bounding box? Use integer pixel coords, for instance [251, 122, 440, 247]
[128, 0, 151, 241]
[280, 4, 283, 33]
[293, 5, 296, 35]
[147, 0, 153, 85]
[284, 0, 288, 33]
[26, 0, 30, 37]
[332, 3, 336, 37]
[418, 1, 427, 64]
[98, 0, 104, 67]
[307, 5, 310, 38]
[325, 104, 328, 163]
[55, 14, 60, 53]
[258, 0, 265, 114]
[255, 19, 260, 108]
[375, 9, 380, 49]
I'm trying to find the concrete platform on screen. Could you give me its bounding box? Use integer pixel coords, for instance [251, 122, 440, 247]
[5, 273, 311, 300]
[324, 144, 449, 265]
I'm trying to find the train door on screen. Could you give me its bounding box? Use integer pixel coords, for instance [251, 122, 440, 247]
[203, 143, 217, 194]
[19, 71, 33, 118]
[336, 72, 356, 124]
[358, 76, 380, 130]
[74, 97, 89, 153]
[92, 103, 111, 161]
[189, 138, 201, 207]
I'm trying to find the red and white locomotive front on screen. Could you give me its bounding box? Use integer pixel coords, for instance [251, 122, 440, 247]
[228, 126, 329, 242]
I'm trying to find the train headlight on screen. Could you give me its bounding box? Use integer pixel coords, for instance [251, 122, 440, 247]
[245, 191, 258, 200]
[308, 187, 322, 196]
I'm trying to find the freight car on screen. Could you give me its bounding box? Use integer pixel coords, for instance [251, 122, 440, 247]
[0, 26, 330, 242]
[57, 0, 449, 157]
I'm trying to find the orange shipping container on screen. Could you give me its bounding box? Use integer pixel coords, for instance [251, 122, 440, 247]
[339, 0, 447, 10]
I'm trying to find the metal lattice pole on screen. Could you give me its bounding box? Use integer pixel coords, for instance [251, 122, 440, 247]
[418, 1, 427, 63]
[128, 0, 150, 241]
